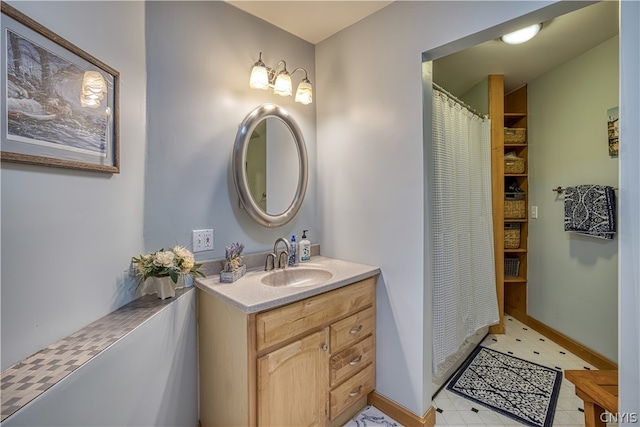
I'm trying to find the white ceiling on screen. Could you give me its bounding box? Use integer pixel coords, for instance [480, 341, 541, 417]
[433, 0, 619, 96]
[226, 1, 393, 44]
[228, 1, 619, 95]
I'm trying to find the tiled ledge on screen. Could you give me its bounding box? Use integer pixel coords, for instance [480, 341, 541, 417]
[0, 287, 194, 422]
[0, 243, 319, 422]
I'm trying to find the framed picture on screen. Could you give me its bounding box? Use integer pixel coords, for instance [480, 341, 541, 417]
[607, 106, 619, 157]
[1, 2, 119, 173]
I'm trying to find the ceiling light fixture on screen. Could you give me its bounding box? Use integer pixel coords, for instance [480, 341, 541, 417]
[249, 52, 313, 105]
[501, 23, 542, 45]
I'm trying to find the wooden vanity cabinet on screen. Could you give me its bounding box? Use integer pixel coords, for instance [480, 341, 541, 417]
[257, 329, 329, 426]
[198, 276, 377, 427]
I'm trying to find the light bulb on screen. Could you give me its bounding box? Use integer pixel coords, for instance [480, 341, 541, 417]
[273, 72, 292, 97]
[249, 65, 269, 90]
[295, 80, 312, 105]
[501, 24, 541, 45]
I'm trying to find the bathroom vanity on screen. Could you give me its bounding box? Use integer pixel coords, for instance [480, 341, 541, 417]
[196, 256, 380, 427]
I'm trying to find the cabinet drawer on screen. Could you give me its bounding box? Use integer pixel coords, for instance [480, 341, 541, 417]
[255, 277, 375, 353]
[330, 306, 374, 352]
[329, 363, 375, 420]
[330, 335, 374, 387]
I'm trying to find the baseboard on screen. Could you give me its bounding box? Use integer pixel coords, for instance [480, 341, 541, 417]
[505, 306, 527, 324]
[368, 392, 436, 427]
[525, 315, 618, 371]
[329, 395, 368, 427]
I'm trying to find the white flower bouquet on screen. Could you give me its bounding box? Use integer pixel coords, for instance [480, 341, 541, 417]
[131, 246, 205, 287]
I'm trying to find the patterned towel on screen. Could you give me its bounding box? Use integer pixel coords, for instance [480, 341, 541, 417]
[564, 185, 616, 239]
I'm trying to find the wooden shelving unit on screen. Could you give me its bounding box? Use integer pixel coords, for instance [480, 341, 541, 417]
[489, 75, 529, 334]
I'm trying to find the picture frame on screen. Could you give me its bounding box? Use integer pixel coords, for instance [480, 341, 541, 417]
[1, 2, 119, 173]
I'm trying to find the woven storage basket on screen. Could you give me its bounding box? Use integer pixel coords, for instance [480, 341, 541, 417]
[504, 157, 525, 174]
[505, 257, 520, 277]
[505, 192, 526, 219]
[504, 222, 521, 249]
[504, 128, 526, 144]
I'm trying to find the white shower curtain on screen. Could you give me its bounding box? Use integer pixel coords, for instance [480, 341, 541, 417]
[431, 89, 499, 375]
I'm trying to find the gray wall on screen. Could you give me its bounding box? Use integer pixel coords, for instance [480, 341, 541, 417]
[2, 0, 639, 422]
[528, 36, 619, 362]
[315, 0, 577, 416]
[4, 291, 198, 427]
[0, 2, 199, 425]
[144, 1, 317, 256]
[1, 1, 315, 424]
[460, 77, 490, 117]
[619, 0, 640, 417]
[2, 0, 147, 371]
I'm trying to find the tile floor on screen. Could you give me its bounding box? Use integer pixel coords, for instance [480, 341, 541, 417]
[345, 315, 615, 427]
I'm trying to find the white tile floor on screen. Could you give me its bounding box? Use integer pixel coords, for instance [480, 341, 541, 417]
[345, 315, 615, 427]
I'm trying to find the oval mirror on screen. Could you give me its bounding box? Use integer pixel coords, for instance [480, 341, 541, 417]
[232, 104, 308, 227]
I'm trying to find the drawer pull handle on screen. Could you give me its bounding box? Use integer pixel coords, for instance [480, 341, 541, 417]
[349, 325, 363, 334]
[349, 355, 363, 366]
[349, 385, 363, 397]
[322, 344, 329, 352]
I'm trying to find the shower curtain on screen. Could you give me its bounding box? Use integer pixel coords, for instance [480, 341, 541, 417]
[431, 89, 499, 376]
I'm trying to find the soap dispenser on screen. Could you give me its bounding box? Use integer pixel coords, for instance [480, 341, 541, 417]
[299, 230, 311, 262]
[288, 235, 298, 267]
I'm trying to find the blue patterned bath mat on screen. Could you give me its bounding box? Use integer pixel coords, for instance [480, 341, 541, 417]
[446, 346, 562, 427]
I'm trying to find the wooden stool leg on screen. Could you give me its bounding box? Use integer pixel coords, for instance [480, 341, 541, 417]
[583, 401, 606, 427]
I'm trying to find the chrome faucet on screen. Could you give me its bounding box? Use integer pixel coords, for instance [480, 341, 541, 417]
[273, 237, 290, 270]
[264, 238, 290, 271]
[264, 252, 276, 271]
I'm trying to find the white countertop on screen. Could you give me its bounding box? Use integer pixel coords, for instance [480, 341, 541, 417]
[195, 256, 380, 313]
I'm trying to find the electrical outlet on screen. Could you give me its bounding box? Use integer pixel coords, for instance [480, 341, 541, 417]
[193, 229, 214, 252]
[531, 206, 538, 219]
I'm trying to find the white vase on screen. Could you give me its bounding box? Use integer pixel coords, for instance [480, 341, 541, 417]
[141, 275, 184, 300]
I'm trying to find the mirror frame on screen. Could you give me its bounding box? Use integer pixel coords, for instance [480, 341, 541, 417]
[232, 104, 308, 228]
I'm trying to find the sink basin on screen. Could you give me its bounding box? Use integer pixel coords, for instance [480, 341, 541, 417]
[260, 267, 334, 287]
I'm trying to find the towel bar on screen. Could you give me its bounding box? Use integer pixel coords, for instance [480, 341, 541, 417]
[553, 186, 618, 194]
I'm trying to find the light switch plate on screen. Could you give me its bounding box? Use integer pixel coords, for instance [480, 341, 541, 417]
[531, 206, 538, 219]
[193, 229, 214, 252]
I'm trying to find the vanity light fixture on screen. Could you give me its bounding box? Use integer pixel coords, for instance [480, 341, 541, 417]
[249, 52, 313, 105]
[501, 23, 542, 45]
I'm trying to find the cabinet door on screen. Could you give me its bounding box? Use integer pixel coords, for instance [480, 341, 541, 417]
[257, 329, 329, 427]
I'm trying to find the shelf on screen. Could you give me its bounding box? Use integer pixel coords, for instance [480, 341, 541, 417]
[504, 114, 527, 128]
[490, 76, 529, 333]
[504, 248, 527, 253]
